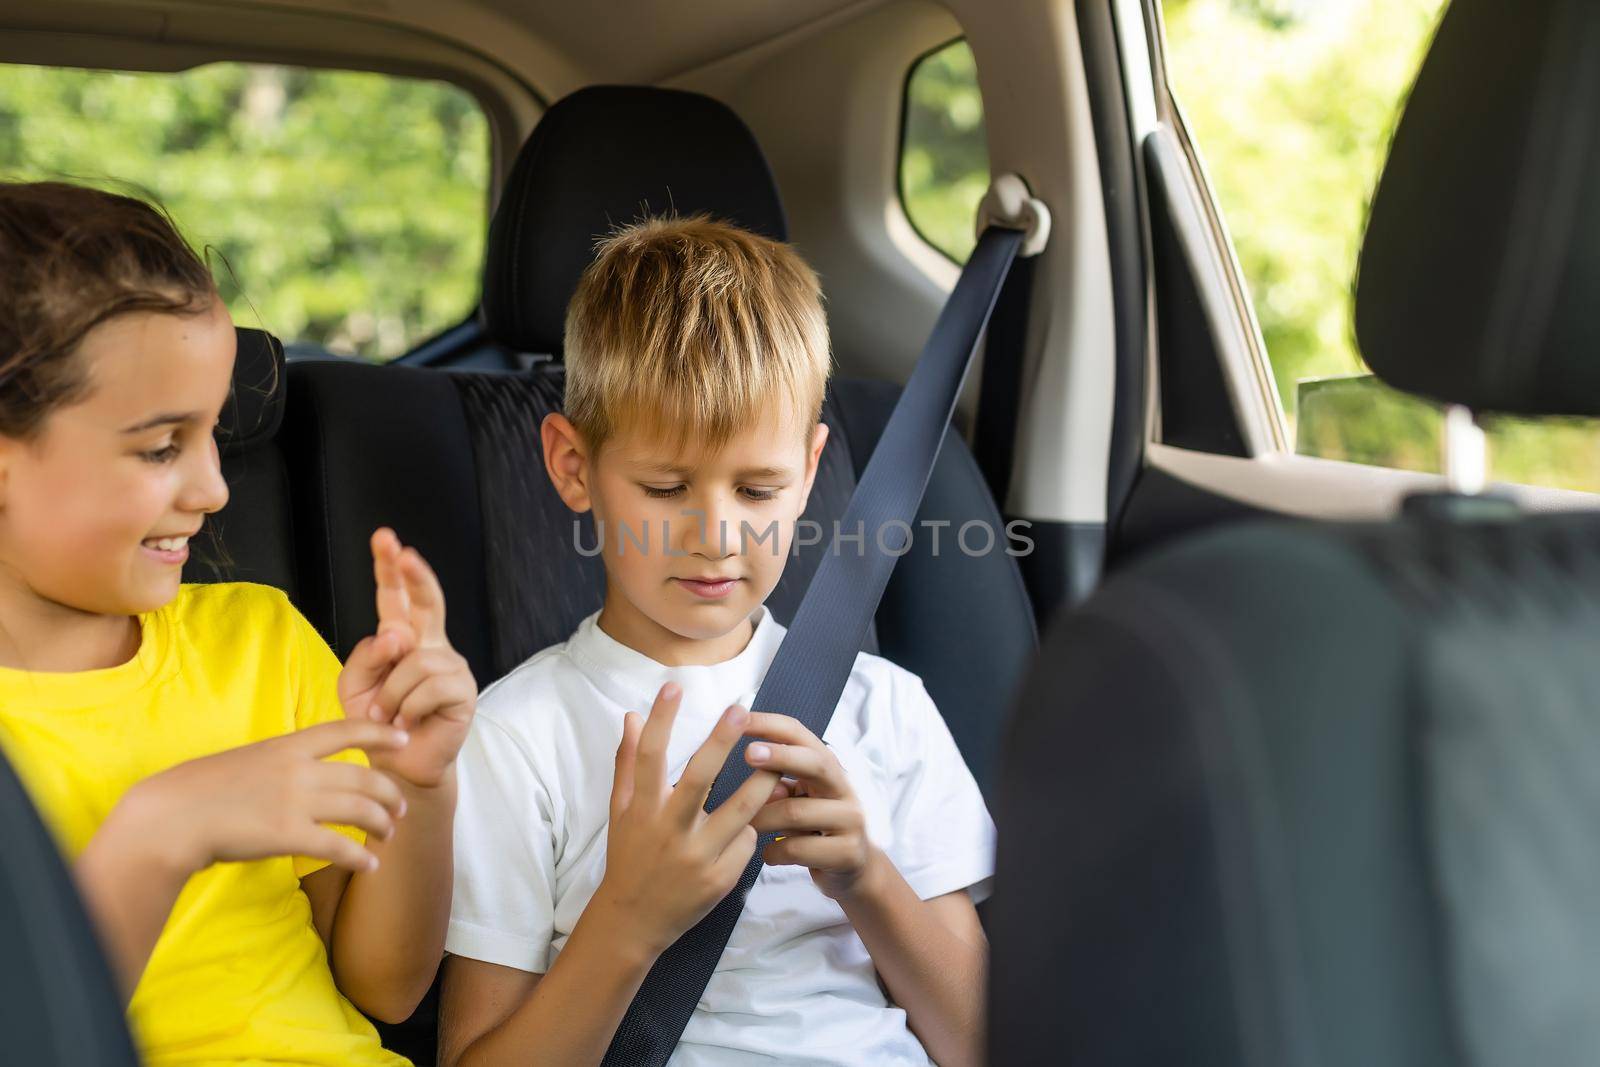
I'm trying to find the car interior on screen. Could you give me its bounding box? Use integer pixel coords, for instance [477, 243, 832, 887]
[2, 0, 1596, 1063]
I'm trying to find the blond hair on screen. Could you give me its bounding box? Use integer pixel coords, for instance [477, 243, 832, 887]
[563, 215, 831, 455]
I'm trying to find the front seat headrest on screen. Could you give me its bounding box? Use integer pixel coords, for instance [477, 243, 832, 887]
[480, 85, 788, 357]
[1356, 0, 1600, 417]
[220, 326, 284, 454]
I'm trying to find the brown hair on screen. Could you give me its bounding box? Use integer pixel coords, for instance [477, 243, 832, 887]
[0, 181, 218, 439]
[563, 214, 831, 455]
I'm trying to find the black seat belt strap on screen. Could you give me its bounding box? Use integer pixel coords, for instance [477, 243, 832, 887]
[602, 223, 1031, 1066]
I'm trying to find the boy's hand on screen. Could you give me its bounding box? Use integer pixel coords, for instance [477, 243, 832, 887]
[338, 528, 477, 789]
[116, 719, 412, 876]
[593, 684, 782, 956]
[743, 712, 875, 900]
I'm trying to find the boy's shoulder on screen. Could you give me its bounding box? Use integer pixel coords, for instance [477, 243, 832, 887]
[475, 636, 585, 729]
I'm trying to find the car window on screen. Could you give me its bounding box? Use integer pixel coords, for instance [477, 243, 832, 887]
[900, 38, 989, 264]
[0, 62, 489, 363]
[1161, 0, 1600, 493]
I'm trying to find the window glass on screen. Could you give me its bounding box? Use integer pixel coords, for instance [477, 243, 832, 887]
[1162, 0, 1600, 492]
[0, 62, 490, 362]
[900, 39, 989, 264]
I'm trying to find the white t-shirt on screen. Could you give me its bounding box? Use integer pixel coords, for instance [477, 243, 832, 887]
[447, 605, 994, 1066]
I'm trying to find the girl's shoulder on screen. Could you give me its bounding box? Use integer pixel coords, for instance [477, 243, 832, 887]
[161, 582, 309, 657]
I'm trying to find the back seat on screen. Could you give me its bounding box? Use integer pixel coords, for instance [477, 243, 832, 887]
[193, 85, 1036, 1063]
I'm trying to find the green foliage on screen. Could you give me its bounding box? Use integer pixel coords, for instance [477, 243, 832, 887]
[900, 40, 988, 263]
[1164, 0, 1600, 493]
[0, 62, 489, 362]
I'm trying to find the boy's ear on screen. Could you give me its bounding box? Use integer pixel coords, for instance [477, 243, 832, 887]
[540, 412, 593, 513]
[797, 422, 829, 510]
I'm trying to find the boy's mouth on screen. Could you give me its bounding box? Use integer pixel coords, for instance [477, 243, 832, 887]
[140, 534, 192, 566]
[674, 576, 741, 600]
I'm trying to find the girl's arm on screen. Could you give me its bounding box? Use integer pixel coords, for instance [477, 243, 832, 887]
[302, 771, 458, 1022]
[74, 719, 409, 1000]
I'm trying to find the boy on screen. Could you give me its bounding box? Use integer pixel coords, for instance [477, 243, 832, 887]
[439, 217, 992, 1066]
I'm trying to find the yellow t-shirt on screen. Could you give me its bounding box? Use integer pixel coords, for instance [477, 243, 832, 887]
[0, 582, 410, 1067]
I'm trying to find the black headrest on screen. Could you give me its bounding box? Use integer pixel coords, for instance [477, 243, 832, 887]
[1356, 0, 1600, 416]
[481, 85, 788, 356]
[220, 327, 285, 454]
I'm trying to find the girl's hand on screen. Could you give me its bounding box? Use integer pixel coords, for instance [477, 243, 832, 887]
[116, 718, 412, 876]
[339, 528, 477, 789]
[591, 684, 782, 955]
[743, 712, 875, 900]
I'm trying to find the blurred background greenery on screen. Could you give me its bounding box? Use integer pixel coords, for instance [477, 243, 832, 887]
[0, 62, 488, 362]
[1162, 0, 1600, 491]
[5, 21, 1599, 493]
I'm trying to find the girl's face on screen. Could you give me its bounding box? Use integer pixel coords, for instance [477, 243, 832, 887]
[0, 300, 235, 617]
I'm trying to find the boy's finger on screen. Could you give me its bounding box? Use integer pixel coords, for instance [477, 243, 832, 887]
[703, 766, 782, 848]
[633, 683, 682, 800]
[710, 824, 759, 883]
[300, 826, 379, 873]
[669, 705, 749, 823]
[399, 547, 449, 645]
[611, 711, 643, 818]
[749, 796, 856, 836]
[294, 718, 410, 760]
[743, 712, 824, 750]
[744, 740, 842, 797]
[371, 528, 412, 638]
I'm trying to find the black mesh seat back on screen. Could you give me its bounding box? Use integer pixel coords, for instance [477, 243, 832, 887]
[183, 328, 298, 594]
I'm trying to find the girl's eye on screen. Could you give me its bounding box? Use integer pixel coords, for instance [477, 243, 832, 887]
[140, 444, 181, 464]
[740, 487, 779, 502]
[642, 484, 685, 499]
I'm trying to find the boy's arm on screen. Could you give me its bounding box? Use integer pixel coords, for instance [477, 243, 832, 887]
[438, 905, 655, 1067]
[834, 854, 987, 1067]
[440, 685, 780, 1067]
[742, 711, 989, 1067]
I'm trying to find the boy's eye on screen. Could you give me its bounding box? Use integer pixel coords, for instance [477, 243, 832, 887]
[641, 484, 685, 499]
[740, 487, 779, 502]
[139, 443, 181, 464]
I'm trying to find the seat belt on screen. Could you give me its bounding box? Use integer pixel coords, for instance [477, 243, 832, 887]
[602, 179, 1049, 1066]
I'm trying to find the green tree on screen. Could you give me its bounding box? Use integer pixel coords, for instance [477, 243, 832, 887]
[0, 62, 489, 362]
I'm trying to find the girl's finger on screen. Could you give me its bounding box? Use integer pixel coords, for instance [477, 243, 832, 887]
[312, 792, 398, 841]
[310, 760, 406, 817]
[394, 672, 473, 729]
[749, 796, 860, 836]
[399, 548, 449, 645]
[339, 632, 407, 715]
[374, 647, 465, 722]
[370, 528, 412, 638]
[291, 718, 410, 760]
[298, 826, 380, 873]
[611, 711, 643, 819]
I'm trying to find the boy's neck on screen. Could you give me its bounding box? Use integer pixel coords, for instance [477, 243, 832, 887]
[0, 577, 141, 673]
[596, 590, 755, 667]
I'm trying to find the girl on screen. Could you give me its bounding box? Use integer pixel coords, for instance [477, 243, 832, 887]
[0, 180, 475, 1065]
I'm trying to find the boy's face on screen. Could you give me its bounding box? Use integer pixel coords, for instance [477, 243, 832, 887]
[543, 404, 828, 662]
